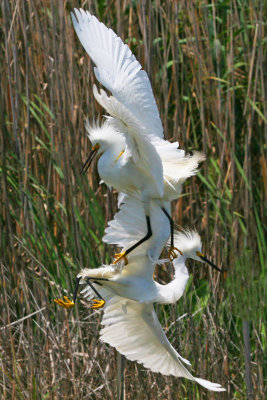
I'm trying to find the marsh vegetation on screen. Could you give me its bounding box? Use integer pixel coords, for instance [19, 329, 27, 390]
[1, 0, 266, 398]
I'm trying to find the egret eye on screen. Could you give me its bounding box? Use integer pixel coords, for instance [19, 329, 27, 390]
[92, 143, 100, 151]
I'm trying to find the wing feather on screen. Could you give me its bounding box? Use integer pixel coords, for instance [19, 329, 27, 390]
[100, 297, 225, 391]
[103, 196, 170, 260]
[71, 9, 163, 140]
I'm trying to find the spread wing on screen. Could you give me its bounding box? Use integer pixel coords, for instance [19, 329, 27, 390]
[103, 196, 171, 260]
[71, 8, 163, 141]
[100, 297, 225, 391]
[71, 9, 164, 196]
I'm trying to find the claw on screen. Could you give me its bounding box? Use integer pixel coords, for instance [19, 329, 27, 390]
[168, 246, 183, 261]
[112, 251, 128, 265]
[90, 298, 105, 309]
[54, 296, 75, 309]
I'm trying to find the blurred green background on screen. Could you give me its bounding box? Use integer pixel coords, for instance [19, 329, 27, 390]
[0, 0, 266, 399]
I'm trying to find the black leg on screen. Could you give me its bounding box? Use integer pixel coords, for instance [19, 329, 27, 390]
[73, 276, 109, 302]
[86, 278, 106, 301]
[124, 215, 152, 255]
[73, 276, 81, 303]
[161, 207, 174, 247]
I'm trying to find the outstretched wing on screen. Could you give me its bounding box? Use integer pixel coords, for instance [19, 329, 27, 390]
[71, 9, 164, 196]
[100, 297, 225, 391]
[103, 196, 170, 260]
[103, 195, 145, 249]
[71, 8, 163, 141]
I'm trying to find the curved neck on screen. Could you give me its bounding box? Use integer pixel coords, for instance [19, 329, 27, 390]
[157, 256, 189, 304]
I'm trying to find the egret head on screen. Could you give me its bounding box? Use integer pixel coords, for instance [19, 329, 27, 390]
[81, 120, 123, 174]
[173, 230, 221, 272]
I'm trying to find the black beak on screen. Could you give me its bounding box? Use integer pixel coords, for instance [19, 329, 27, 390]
[199, 255, 222, 272]
[81, 147, 98, 175]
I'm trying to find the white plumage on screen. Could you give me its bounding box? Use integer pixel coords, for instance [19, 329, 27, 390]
[103, 195, 171, 260]
[77, 227, 225, 391]
[100, 298, 225, 391]
[72, 8, 165, 198]
[53, 9, 226, 393]
[71, 9, 205, 262]
[71, 8, 164, 140]
[78, 228, 208, 305]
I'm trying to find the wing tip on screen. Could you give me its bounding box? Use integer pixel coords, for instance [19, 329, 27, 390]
[194, 377, 226, 392]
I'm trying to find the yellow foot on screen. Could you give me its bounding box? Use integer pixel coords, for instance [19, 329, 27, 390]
[168, 246, 183, 261]
[112, 251, 128, 265]
[54, 296, 75, 309]
[90, 299, 105, 309]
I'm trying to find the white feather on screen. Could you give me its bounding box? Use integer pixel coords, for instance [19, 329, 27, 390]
[77, 227, 225, 391]
[99, 296, 225, 391]
[71, 9, 163, 141]
[103, 195, 170, 260]
[70, 9, 224, 391]
[92, 85, 164, 197]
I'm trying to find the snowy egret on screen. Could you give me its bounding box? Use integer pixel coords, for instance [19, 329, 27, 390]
[54, 229, 224, 391]
[75, 229, 221, 307]
[54, 196, 171, 309]
[71, 9, 205, 263]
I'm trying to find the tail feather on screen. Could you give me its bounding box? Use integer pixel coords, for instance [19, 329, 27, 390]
[163, 151, 205, 183]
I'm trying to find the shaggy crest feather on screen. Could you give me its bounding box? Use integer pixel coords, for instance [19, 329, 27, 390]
[169, 229, 202, 256]
[85, 119, 123, 147]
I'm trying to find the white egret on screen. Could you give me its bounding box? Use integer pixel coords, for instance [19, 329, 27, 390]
[55, 228, 224, 391]
[75, 229, 222, 307]
[71, 9, 205, 263]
